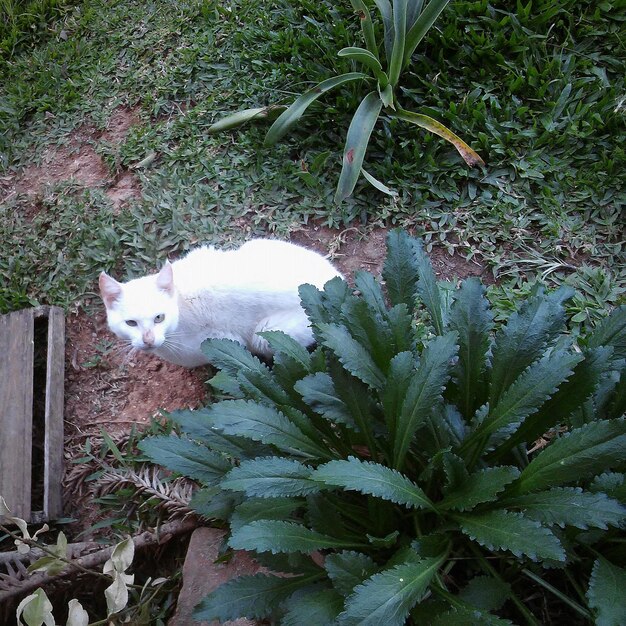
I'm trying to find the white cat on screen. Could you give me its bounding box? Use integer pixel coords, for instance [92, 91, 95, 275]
[99, 239, 342, 367]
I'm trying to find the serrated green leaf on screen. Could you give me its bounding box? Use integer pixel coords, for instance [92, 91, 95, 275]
[393, 333, 458, 469]
[319, 322, 386, 389]
[412, 238, 445, 335]
[429, 605, 514, 626]
[335, 91, 383, 203]
[448, 277, 493, 418]
[208, 370, 244, 398]
[590, 473, 626, 504]
[338, 556, 444, 625]
[221, 457, 319, 498]
[456, 510, 565, 562]
[439, 466, 519, 511]
[229, 520, 364, 554]
[295, 372, 357, 430]
[208, 399, 331, 460]
[488, 286, 574, 406]
[469, 348, 583, 448]
[189, 486, 240, 520]
[383, 229, 419, 309]
[501, 487, 626, 529]
[230, 497, 303, 533]
[458, 575, 511, 612]
[516, 419, 626, 493]
[194, 573, 322, 622]
[257, 330, 312, 368]
[282, 585, 344, 626]
[586, 305, 626, 360]
[382, 351, 415, 435]
[299, 283, 330, 330]
[313, 457, 435, 510]
[325, 551, 379, 596]
[265, 72, 368, 145]
[587, 557, 626, 626]
[495, 345, 617, 459]
[138, 436, 231, 484]
[201, 338, 269, 376]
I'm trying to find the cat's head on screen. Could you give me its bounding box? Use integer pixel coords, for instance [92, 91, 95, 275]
[99, 262, 179, 352]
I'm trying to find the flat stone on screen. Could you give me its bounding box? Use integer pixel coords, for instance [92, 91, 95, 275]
[169, 527, 261, 626]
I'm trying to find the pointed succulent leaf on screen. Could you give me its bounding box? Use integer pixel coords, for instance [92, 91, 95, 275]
[439, 466, 519, 511]
[448, 277, 493, 418]
[295, 372, 357, 430]
[393, 107, 484, 166]
[372, 0, 394, 61]
[383, 229, 419, 309]
[335, 91, 383, 203]
[207, 105, 286, 133]
[393, 333, 458, 469]
[587, 557, 626, 626]
[229, 520, 364, 554]
[516, 419, 626, 493]
[404, 0, 451, 65]
[501, 487, 626, 529]
[338, 47, 385, 82]
[230, 497, 303, 533]
[319, 322, 386, 389]
[338, 555, 444, 625]
[194, 573, 322, 622]
[325, 551, 379, 596]
[348, 0, 379, 57]
[265, 73, 368, 146]
[388, 0, 408, 86]
[282, 585, 344, 626]
[456, 510, 565, 562]
[257, 330, 311, 368]
[138, 436, 231, 484]
[585, 305, 626, 360]
[208, 399, 331, 459]
[312, 456, 435, 510]
[221, 457, 319, 497]
[488, 286, 574, 406]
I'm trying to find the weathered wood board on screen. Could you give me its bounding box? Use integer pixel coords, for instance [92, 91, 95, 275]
[0, 306, 64, 523]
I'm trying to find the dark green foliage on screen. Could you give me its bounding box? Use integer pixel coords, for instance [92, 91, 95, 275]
[142, 230, 626, 624]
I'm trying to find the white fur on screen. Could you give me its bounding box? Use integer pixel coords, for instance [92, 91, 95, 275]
[99, 239, 342, 367]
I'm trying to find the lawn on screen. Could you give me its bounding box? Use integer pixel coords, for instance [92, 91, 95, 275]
[0, 0, 624, 319]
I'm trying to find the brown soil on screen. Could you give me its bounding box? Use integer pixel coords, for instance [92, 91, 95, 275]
[2, 106, 142, 214]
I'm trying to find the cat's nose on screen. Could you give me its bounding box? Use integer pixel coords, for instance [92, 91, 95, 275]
[142, 329, 155, 346]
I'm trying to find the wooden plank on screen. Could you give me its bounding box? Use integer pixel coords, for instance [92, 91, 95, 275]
[42, 306, 64, 519]
[0, 310, 34, 521]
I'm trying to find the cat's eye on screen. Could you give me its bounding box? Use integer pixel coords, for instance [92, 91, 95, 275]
[154, 314, 165, 323]
[125, 320, 138, 327]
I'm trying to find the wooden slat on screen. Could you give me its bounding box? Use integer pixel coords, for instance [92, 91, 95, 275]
[42, 306, 64, 520]
[0, 310, 34, 521]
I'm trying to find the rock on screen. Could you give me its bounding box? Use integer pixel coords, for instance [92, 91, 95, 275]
[169, 527, 261, 626]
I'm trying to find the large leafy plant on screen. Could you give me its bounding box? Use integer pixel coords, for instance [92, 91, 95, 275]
[208, 0, 484, 202]
[141, 231, 626, 625]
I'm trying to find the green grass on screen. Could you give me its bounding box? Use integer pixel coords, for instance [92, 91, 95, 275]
[0, 0, 624, 319]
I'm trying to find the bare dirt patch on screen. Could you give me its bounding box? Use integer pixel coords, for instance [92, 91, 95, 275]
[64, 308, 207, 443]
[2, 107, 142, 212]
[291, 223, 489, 283]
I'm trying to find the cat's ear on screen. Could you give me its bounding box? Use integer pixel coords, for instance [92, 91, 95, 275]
[99, 272, 122, 308]
[156, 260, 174, 295]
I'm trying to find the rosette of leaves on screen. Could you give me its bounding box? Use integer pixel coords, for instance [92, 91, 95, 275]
[141, 231, 626, 625]
[208, 0, 484, 203]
